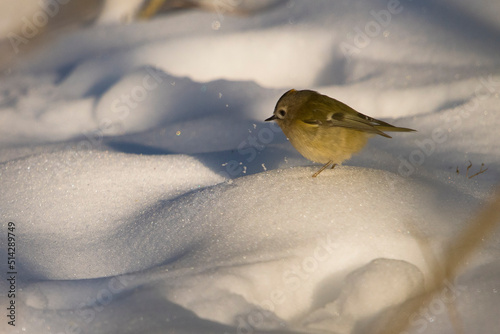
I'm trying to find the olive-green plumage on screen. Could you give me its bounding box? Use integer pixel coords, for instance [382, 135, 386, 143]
[265, 89, 416, 177]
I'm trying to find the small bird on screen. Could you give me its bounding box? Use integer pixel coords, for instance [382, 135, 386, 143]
[265, 89, 416, 177]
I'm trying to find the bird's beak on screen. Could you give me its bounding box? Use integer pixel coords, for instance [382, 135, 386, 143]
[265, 115, 277, 122]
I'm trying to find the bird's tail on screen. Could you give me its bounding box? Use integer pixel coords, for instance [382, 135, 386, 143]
[373, 125, 416, 138]
[375, 125, 416, 133]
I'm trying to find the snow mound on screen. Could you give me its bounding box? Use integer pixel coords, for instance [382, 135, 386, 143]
[303, 258, 425, 333]
[1, 0, 500, 333]
[0, 150, 224, 279]
[8, 165, 492, 334]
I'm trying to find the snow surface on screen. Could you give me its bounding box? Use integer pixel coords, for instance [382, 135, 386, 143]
[1, 1, 500, 333]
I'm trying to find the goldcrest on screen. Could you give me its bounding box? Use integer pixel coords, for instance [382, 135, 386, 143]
[265, 89, 416, 177]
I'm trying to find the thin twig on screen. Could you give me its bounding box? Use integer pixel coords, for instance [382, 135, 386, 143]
[468, 163, 488, 179]
[466, 161, 473, 178]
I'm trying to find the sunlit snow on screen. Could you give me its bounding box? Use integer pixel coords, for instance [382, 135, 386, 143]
[1, 1, 500, 334]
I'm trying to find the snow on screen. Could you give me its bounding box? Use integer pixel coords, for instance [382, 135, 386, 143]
[302, 258, 425, 333]
[1, 1, 500, 333]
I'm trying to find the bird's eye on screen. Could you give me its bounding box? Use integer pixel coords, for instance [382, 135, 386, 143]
[277, 109, 287, 118]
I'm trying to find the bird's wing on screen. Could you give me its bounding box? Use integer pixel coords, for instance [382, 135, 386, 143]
[302, 97, 412, 138]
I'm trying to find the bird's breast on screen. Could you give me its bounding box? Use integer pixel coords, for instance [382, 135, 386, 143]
[280, 121, 370, 164]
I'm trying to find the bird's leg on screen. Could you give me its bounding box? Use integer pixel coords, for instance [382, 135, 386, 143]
[331, 164, 337, 169]
[312, 160, 333, 178]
